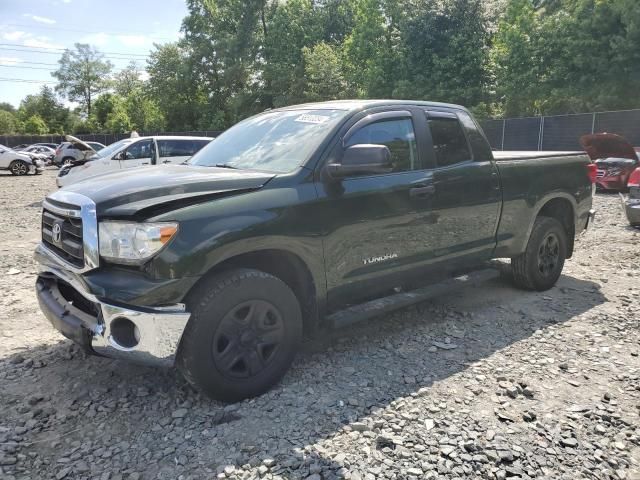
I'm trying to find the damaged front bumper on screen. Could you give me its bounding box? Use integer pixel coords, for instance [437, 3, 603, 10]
[35, 244, 191, 367]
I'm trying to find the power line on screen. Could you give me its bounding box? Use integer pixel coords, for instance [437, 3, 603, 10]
[0, 77, 56, 84]
[2, 22, 176, 41]
[0, 43, 149, 57]
[0, 60, 59, 66]
[0, 47, 150, 63]
[0, 64, 55, 71]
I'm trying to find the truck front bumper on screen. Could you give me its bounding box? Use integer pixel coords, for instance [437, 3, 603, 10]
[35, 246, 191, 367]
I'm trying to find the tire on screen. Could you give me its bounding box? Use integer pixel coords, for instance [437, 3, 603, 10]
[177, 268, 303, 402]
[511, 216, 567, 291]
[9, 160, 29, 176]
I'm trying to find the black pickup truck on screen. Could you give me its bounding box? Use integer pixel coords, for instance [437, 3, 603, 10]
[35, 100, 595, 401]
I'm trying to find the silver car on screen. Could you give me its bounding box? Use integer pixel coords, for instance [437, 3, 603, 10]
[53, 138, 105, 167]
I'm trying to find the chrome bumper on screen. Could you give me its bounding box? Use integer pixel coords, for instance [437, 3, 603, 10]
[35, 244, 190, 367]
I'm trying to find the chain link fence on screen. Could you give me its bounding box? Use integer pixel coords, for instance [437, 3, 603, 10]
[480, 109, 640, 151]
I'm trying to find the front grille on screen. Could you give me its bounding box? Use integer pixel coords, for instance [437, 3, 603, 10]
[596, 169, 605, 178]
[42, 207, 84, 268]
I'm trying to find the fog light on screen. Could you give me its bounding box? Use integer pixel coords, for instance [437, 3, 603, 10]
[110, 317, 140, 349]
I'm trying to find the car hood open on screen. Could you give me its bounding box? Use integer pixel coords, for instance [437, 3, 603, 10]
[61, 164, 276, 218]
[580, 133, 638, 161]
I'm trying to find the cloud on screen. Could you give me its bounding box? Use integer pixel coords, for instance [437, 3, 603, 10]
[116, 35, 151, 47]
[23, 36, 64, 50]
[80, 32, 110, 46]
[3, 31, 27, 42]
[0, 57, 22, 66]
[30, 15, 57, 24]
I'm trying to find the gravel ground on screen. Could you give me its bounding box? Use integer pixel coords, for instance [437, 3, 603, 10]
[0, 168, 639, 480]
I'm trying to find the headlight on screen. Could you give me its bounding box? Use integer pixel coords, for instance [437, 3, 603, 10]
[99, 221, 178, 264]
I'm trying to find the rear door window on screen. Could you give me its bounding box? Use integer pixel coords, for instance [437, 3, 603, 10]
[158, 139, 198, 157]
[427, 116, 472, 167]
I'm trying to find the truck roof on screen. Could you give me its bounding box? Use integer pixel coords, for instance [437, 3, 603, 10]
[274, 99, 468, 113]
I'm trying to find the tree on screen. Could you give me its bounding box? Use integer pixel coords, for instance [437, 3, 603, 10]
[18, 86, 71, 133]
[0, 110, 18, 134]
[302, 42, 350, 101]
[52, 43, 113, 117]
[23, 115, 48, 134]
[0, 102, 16, 114]
[147, 42, 215, 130]
[105, 101, 132, 133]
[113, 62, 145, 97]
[397, 0, 490, 106]
[125, 88, 166, 131]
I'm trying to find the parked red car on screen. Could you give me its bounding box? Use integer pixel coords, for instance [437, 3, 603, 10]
[580, 133, 639, 191]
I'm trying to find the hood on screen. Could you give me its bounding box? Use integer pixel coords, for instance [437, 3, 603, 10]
[580, 133, 638, 161]
[65, 135, 96, 152]
[60, 164, 276, 218]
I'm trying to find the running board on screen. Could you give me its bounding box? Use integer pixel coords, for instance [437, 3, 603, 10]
[327, 267, 500, 330]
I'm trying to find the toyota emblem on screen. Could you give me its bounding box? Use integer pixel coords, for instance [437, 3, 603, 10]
[52, 222, 62, 244]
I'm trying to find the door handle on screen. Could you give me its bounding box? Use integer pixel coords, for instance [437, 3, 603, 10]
[162, 160, 171, 164]
[409, 184, 436, 198]
[141, 163, 150, 165]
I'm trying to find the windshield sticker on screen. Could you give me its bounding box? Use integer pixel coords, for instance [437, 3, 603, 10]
[295, 114, 330, 124]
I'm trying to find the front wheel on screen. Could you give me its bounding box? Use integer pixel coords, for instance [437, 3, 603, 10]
[9, 160, 29, 176]
[177, 268, 303, 402]
[511, 216, 568, 291]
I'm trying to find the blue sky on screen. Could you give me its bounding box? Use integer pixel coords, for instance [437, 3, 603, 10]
[0, 0, 188, 107]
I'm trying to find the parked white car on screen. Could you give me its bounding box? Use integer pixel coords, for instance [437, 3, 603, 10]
[56, 135, 213, 187]
[0, 144, 45, 175]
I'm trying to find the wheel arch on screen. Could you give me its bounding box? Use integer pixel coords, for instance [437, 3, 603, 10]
[533, 195, 576, 258]
[185, 248, 323, 333]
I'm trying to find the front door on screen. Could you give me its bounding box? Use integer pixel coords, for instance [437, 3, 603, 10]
[316, 109, 439, 310]
[119, 139, 154, 169]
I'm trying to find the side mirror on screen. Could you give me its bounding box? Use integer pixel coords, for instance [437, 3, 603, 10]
[114, 151, 125, 160]
[325, 144, 393, 179]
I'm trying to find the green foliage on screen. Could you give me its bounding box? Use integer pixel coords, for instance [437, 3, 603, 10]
[16, 86, 71, 134]
[113, 62, 145, 97]
[125, 88, 166, 131]
[23, 115, 48, 135]
[492, 0, 640, 116]
[52, 43, 113, 117]
[10, 0, 639, 135]
[302, 42, 350, 101]
[0, 110, 18, 134]
[0, 102, 16, 114]
[105, 101, 132, 133]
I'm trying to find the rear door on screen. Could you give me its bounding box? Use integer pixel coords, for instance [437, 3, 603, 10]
[425, 109, 501, 265]
[119, 139, 154, 169]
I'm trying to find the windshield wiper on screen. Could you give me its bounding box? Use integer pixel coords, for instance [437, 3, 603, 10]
[214, 163, 240, 169]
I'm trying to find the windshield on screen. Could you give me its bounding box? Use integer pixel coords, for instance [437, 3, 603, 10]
[94, 139, 133, 159]
[189, 109, 348, 173]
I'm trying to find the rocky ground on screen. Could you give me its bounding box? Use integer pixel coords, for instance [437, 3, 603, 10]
[0, 168, 638, 480]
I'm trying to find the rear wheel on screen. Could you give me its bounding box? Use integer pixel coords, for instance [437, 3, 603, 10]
[9, 160, 29, 176]
[511, 216, 567, 291]
[177, 268, 302, 402]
